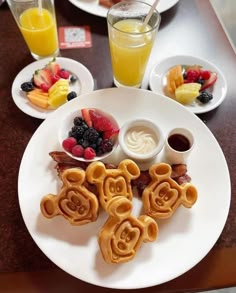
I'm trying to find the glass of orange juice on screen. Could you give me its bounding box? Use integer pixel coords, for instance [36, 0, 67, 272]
[6, 0, 59, 60]
[107, 1, 161, 88]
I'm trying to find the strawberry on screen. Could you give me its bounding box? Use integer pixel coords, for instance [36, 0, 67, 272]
[45, 58, 61, 76]
[40, 83, 51, 92]
[103, 128, 120, 140]
[200, 72, 217, 91]
[52, 74, 61, 84]
[89, 109, 115, 131]
[33, 68, 53, 90]
[81, 108, 92, 127]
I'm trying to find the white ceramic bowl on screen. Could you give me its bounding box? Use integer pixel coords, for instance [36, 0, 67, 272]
[58, 108, 119, 162]
[118, 118, 164, 161]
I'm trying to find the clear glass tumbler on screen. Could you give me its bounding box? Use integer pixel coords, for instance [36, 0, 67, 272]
[107, 0, 161, 88]
[6, 0, 59, 60]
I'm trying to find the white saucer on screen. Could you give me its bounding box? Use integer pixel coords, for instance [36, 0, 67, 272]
[149, 55, 227, 114]
[11, 57, 94, 119]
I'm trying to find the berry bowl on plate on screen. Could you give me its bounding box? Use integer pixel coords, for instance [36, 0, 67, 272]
[58, 108, 120, 162]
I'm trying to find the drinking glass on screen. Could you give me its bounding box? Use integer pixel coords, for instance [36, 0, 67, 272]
[6, 0, 59, 60]
[107, 0, 161, 88]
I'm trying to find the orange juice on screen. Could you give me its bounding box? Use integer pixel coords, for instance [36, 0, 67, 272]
[109, 19, 155, 87]
[19, 7, 58, 58]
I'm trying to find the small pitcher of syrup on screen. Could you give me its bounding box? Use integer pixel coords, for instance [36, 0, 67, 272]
[164, 127, 194, 165]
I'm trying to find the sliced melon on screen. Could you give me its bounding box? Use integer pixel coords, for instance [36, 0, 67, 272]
[27, 93, 49, 109]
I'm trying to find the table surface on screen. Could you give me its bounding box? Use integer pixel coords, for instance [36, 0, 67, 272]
[0, 0, 236, 292]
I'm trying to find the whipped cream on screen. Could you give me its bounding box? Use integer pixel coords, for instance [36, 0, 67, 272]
[125, 126, 157, 154]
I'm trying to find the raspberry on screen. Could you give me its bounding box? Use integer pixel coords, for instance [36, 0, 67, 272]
[58, 69, 70, 79]
[200, 70, 211, 80]
[72, 145, 84, 157]
[84, 147, 96, 160]
[186, 70, 200, 82]
[62, 137, 77, 152]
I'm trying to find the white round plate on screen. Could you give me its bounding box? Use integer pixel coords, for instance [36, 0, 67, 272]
[67, 0, 179, 18]
[149, 55, 227, 114]
[18, 87, 230, 289]
[12, 57, 94, 119]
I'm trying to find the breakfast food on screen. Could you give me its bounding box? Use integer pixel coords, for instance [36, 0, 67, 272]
[142, 163, 198, 219]
[165, 64, 217, 105]
[20, 58, 78, 109]
[98, 196, 158, 264]
[62, 108, 120, 160]
[40, 168, 99, 225]
[86, 159, 140, 210]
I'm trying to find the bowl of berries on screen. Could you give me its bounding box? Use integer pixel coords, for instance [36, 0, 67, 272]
[59, 108, 120, 161]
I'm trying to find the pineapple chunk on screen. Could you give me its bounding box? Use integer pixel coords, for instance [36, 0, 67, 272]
[48, 79, 69, 108]
[175, 83, 201, 105]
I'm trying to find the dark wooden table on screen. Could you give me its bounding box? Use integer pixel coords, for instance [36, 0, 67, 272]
[0, 0, 236, 292]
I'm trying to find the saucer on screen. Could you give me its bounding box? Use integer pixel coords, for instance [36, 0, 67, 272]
[12, 57, 94, 119]
[149, 55, 227, 114]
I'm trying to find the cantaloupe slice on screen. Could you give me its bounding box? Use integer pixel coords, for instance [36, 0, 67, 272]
[27, 89, 49, 109]
[166, 65, 184, 94]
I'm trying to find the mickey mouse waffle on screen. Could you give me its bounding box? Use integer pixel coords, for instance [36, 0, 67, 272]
[86, 159, 140, 211]
[142, 163, 198, 219]
[40, 168, 99, 225]
[98, 196, 158, 264]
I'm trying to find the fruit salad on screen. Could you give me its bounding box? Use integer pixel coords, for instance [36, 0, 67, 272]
[62, 108, 120, 160]
[165, 64, 217, 105]
[20, 58, 79, 110]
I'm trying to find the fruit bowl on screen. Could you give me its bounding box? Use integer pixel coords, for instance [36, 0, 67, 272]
[118, 118, 164, 162]
[58, 108, 120, 162]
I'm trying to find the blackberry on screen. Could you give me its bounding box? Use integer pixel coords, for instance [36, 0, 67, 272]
[73, 116, 84, 126]
[197, 91, 213, 104]
[67, 91, 77, 101]
[21, 82, 34, 92]
[197, 78, 205, 86]
[83, 128, 100, 143]
[99, 139, 114, 154]
[70, 125, 85, 139]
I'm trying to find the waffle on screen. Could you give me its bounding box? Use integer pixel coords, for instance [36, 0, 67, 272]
[86, 159, 140, 211]
[142, 163, 198, 219]
[40, 168, 99, 225]
[98, 196, 158, 264]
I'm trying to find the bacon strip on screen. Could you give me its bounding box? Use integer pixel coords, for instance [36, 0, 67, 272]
[49, 151, 191, 196]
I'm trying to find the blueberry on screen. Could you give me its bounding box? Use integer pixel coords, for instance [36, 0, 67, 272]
[67, 91, 77, 101]
[70, 75, 78, 83]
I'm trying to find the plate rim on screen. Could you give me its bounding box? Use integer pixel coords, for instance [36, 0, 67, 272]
[18, 87, 231, 289]
[149, 54, 228, 114]
[67, 0, 180, 17]
[11, 57, 94, 119]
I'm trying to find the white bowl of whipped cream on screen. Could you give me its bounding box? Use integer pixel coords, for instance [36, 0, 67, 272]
[118, 118, 164, 161]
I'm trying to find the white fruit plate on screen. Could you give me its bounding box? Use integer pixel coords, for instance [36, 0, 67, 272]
[149, 55, 227, 114]
[12, 57, 94, 119]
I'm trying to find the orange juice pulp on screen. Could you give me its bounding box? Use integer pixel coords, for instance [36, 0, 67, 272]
[19, 7, 58, 57]
[109, 19, 155, 87]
